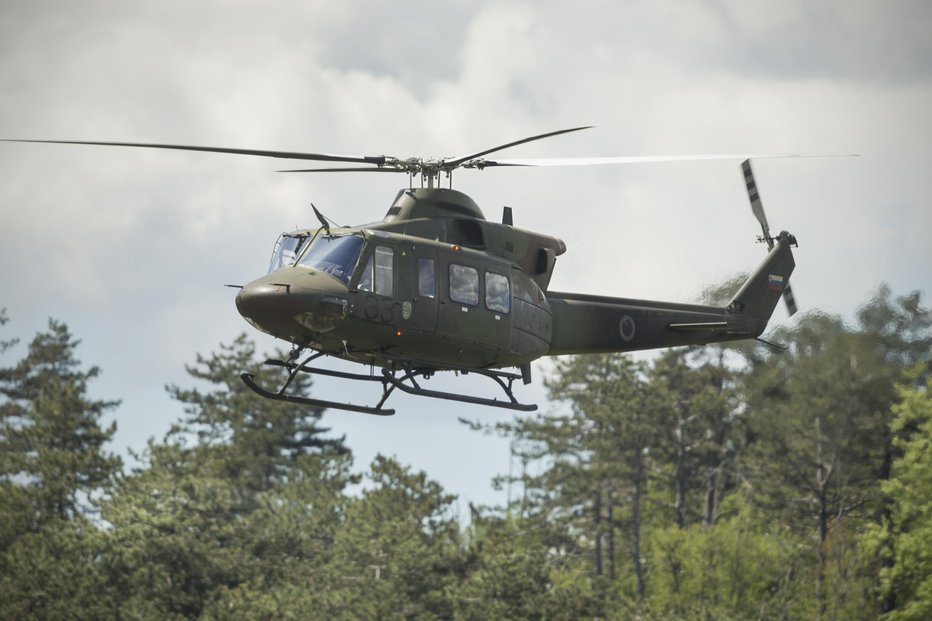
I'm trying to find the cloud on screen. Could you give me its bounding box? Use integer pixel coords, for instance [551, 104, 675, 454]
[0, 0, 929, 506]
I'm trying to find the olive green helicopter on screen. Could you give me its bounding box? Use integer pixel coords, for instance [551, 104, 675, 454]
[2, 127, 800, 415]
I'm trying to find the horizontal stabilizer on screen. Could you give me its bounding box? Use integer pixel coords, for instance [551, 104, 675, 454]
[667, 321, 753, 336]
[668, 321, 728, 331]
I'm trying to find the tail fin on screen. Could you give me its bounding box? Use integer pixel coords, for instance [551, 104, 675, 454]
[728, 231, 797, 320]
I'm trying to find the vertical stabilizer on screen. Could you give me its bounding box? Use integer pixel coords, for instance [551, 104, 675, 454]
[728, 231, 796, 320]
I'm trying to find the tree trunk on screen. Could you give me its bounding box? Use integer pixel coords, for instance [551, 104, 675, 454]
[815, 415, 828, 621]
[594, 488, 603, 577]
[631, 456, 645, 600]
[607, 486, 616, 580]
[674, 420, 687, 529]
[703, 463, 718, 526]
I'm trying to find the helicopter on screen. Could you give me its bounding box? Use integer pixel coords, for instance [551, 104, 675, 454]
[2, 128, 800, 415]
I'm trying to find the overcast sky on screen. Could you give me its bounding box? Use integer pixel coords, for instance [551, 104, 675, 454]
[1, 0, 930, 508]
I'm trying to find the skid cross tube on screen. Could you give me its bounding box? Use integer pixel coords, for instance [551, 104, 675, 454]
[240, 351, 397, 415]
[240, 351, 538, 415]
[381, 367, 538, 412]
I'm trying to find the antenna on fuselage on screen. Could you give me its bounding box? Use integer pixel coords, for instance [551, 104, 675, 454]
[310, 203, 331, 236]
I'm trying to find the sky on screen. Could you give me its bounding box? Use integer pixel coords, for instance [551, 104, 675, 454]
[1, 0, 930, 509]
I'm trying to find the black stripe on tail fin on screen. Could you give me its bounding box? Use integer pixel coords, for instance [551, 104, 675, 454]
[728, 231, 797, 320]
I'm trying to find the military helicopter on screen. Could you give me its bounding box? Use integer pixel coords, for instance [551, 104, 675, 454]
[2, 128, 799, 415]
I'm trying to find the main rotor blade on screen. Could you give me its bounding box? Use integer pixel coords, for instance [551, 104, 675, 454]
[0, 138, 387, 166]
[444, 126, 593, 168]
[277, 166, 406, 173]
[471, 153, 847, 168]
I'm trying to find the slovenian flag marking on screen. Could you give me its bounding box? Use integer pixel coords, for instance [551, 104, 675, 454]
[768, 274, 784, 291]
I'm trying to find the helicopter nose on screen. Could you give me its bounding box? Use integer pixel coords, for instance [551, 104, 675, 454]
[235, 281, 289, 322]
[235, 270, 349, 338]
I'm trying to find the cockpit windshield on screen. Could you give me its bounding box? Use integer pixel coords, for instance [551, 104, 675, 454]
[297, 234, 365, 284]
[267, 233, 309, 274]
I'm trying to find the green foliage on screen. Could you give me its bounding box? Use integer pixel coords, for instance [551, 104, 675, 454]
[649, 349, 741, 527]
[101, 439, 256, 619]
[454, 512, 586, 620]
[744, 316, 892, 529]
[0, 518, 117, 620]
[0, 319, 121, 523]
[167, 333, 347, 492]
[0, 284, 929, 618]
[647, 489, 806, 619]
[875, 378, 932, 620]
[0, 317, 122, 619]
[856, 286, 932, 380]
[0, 308, 17, 354]
[99, 335, 355, 619]
[314, 456, 461, 619]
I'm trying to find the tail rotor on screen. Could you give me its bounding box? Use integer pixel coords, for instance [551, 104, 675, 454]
[741, 159, 798, 316]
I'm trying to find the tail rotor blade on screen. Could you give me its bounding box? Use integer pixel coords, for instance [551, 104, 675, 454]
[782, 282, 798, 316]
[741, 159, 771, 242]
[742, 159, 798, 317]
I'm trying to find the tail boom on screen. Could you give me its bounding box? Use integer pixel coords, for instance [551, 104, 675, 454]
[546, 234, 796, 356]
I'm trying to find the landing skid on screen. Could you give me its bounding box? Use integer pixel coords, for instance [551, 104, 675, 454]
[239, 351, 538, 415]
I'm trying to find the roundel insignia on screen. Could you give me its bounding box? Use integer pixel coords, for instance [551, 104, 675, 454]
[402, 301, 413, 321]
[619, 314, 636, 342]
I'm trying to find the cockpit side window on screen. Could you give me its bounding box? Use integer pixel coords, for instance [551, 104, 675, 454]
[267, 233, 308, 273]
[296, 234, 364, 284]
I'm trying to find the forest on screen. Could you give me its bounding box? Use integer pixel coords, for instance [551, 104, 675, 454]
[1, 284, 930, 620]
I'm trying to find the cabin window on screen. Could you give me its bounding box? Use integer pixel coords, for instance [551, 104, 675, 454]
[296, 234, 364, 284]
[418, 258, 436, 298]
[485, 272, 510, 314]
[449, 264, 479, 306]
[357, 245, 394, 296]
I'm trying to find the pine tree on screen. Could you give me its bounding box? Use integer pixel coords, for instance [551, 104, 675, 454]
[303, 456, 461, 619]
[0, 308, 16, 354]
[166, 333, 347, 492]
[0, 316, 121, 618]
[650, 349, 742, 528]
[100, 334, 354, 619]
[0, 319, 120, 525]
[743, 312, 895, 618]
[876, 377, 932, 620]
[486, 353, 661, 608]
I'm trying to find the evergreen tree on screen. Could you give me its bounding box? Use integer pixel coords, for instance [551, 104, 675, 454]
[856, 286, 932, 382]
[869, 377, 932, 620]
[299, 456, 461, 619]
[647, 487, 809, 619]
[0, 517, 118, 620]
[454, 510, 595, 620]
[101, 438, 256, 619]
[650, 349, 742, 528]
[0, 319, 121, 525]
[101, 335, 352, 619]
[743, 312, 895, 618]
[0, 308, 16, 354]
[489, 353, 660, 608]
[0, 316, 121, 619]
[167, 333, 347, 492]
